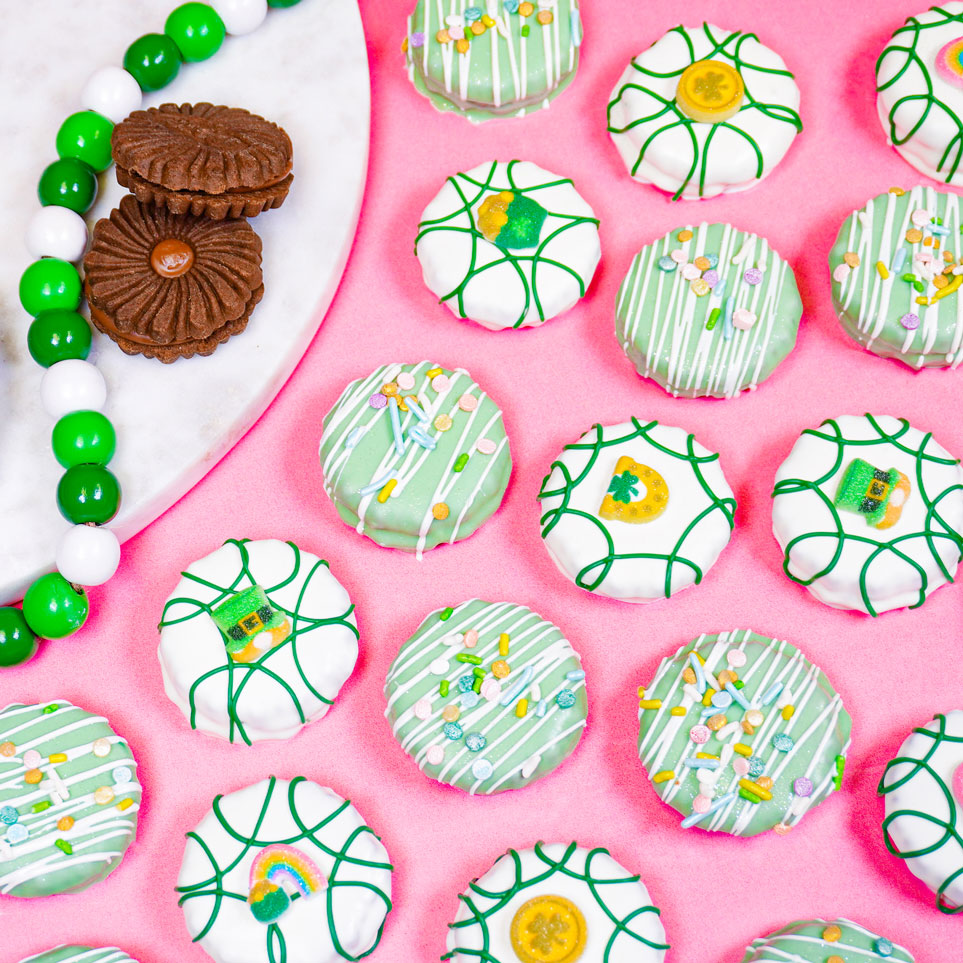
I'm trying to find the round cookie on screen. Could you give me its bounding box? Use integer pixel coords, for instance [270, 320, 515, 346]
[877, 4, 963, 187]
[415, 160, 600, 331]
[607, 23, 802, 199]
[158, 538, 359, 746]
[384, 599, 587, 794]
[537, 418, 736, 602]
[177, 776, 392, 963]
[318, 361, 512, 555]
[616, 223, 802, 398]
[0, 700, 141, 898]
[740, 918, 914, 962]
[403, 0, 582, 122]
[829, 186, 963, 368]
[879, 710, 963, 913]
[444, 841, 668, 962]
[637, 630, 851, 837]
[18, 949, 139, 963]
[772, 414, 963, 616]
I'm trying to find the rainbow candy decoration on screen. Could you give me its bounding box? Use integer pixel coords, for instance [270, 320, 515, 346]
[247, 844, 326, 923]
[936, 37, 963, 87]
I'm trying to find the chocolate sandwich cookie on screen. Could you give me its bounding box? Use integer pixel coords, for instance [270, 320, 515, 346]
[83, 195, 263, 362]
[111, 102, 293, 220]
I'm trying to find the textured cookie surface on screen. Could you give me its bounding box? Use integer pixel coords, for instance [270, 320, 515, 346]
[385, 599, 587, 794]
[638, 630, 851, 837]
[0, 701, 141, 898]
[616, 222, 801, 398]
[740, 918, 914, 962]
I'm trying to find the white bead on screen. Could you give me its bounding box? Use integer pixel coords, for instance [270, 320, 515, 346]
[56, 525, 121, 586]
[25, 206, 89, 262]
[211, 0, 267, 35]
[80, 66, 141, 124]
[41, 360, 107, 418]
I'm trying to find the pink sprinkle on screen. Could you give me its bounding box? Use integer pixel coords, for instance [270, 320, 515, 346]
[681, 263, 700, 281]
[732, 308, 757, 330]
[458, 393, 478, 412]
[744, 268, 763, 285]
[368, 392, 387, 409]
[23, 750, 41, 768]
[900, 313, 920, 330]
[431, 374, 450, 392]
[953, 763, 963, 804]
[476, 438, 496, 455]
[414, 698, 432, 720]
[397, 372, 415, 390]
[481, 679, 501, 702]
[733, 757, 750, 776]
[448, 24, 464, 39]
[726, 649, 747, 667]
[690, 725, 710, 744]
[692, 794, 712, 814]
[426, 746, 445, 765]
[703, 269, 719, 288]
[670, 249, 687, 264]
[463, 629, 479, 648]
[911, 209, 930, 227]
[832, 264, 850, 283]
[773, 822, 792, 836]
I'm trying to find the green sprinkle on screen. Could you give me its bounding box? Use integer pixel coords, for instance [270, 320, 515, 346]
[456, 653, 482, 664]
[472, 676, 482, 694]
[733, 680, 745, 690]
[439, 607, 454, 621]
[42, 704, 59, 714]
[439, 679, 449, 697]
[739, 788, 762, 804]
[472, 666, 486, 678]
[55, 839, 72, 855]
[706, 307, 721, 330]
[914, 280, 926, 293]
[936, 217, 944, 225]
[834, 754, 845, 791]
[32, 801, 51, 813]
[453, 453, 469, 473]
[901, 273, 917, 282]
[521, 23, 530, 36]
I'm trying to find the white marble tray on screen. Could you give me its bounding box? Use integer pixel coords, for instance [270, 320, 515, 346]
[0, 0, 370, 603]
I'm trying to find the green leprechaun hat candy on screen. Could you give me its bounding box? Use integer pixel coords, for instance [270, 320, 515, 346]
[211, 584, 291, 662]
[478, 190, 547, 250]
[833, 458, 911, 530]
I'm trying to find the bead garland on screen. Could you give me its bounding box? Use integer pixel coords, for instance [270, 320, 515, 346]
[0, 0, 303, 668]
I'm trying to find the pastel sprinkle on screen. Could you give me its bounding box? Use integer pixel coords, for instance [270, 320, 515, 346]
[733, 757, 750, 776]
[472, 759, 494, 780]
[723, 295, 735, 340]
[6, 823, 28, 844]
[681, 792, 735, 828]
[823, 925, 843, 942]
[657, 255, 676, 272]
[689, 725, 710, 744]
[426, 746, 445, 765]
[465, 732, 486, 752]
[429, 657, 449, 674]
[900, 312, 920, 330]
[476, 438, 497, 455]
[684, 757, 719, 770]
[431, 374, 450, 392]
[794, 776, 813, 797]
[461, 690, 479, 709]
[515, 698, 528, 718]
[772, 733, 795, 752]
[744, 268, 763, 285]
[556, 689, 576, 709]
[408, 425, 435, 449]
[0, 743, 14, 757]
[681, 263, 700, 281]
[397, 371, 415, 390]
[703, 269, 719, 287]
[457, 674, 474, 693]
[378, 478, 397, 503]
[892, 247, 908, 273]
[911, 208, 930, 226]
[481, 679, 501, 702]
[360, 471, 394, 496]
[691, 794, 712, 813]
[760, 682, 783, 706]
[535, 699, 548, 717]
[653, 770, 675, 784]
[23, 750, 41, 768]
[344, 426, 365, 448]
[414, 698, 432, 720]
[875, 938, 894, 957]
[500, 665, 534, 706]
[368, 392, 387, 409]
[57, 816, 74, 831]
[688, 653, 707, 693]
[443, 722, 463, 741]
[92, 738, 111, 757]
[457, 393, 478, 412]
[94, 786, 115, 805]
[112, 766, 132, 785]
[876, 260, 889, 279]
[732, 307, 757, 330]
[566, 669, 585, 682]
[748, 756, 765, 777]
[405, 396, 429, 422]
[0, 807, 17, 825]
[726, 682, 751, 710]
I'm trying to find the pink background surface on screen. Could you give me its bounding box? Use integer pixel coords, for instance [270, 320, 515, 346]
[5, 0, 963, 960]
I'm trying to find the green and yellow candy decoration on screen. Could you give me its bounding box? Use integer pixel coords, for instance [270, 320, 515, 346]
[834, 458, 911, 530]
[211, 585, 291, 664]
[599, 456, 669, 524]
[478, 190, 548, 249]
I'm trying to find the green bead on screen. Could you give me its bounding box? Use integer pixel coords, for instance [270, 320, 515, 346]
[19, 259, 82, 316]
[56, 465, 121, 525]
[165, 3, 226, 62]
[52, 411, 116, 469]
[38, 157, 98, 214]
[28, 310, 92, 367]
[0, 608, 39, 667]
[124, 33, 182, 91]
[22, 574, 89, 640]
[267, 0, 303, 6]
[56, 110, 114, 172]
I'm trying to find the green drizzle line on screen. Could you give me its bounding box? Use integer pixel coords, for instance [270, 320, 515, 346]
[414, 160, 600, 327]
[442, 841, 669, 962]
[538, 418, 736, 596]
[158, 539, 358, 746]
[606, 23, 802, 200]
[879, 713, 963, 915]
[176, 776, 393, 962]
[877, 6, 963, 183]
[771, 415, 963, 617]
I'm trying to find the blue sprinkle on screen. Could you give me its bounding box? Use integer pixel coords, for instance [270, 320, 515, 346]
[748, 756, 766, 777]
[0, 806, 17, 825]
[5, 823, 27, 844]
[472, 758, 494, 780]
[875, 938, 894, 957]
[706, 253, 719, 268]
[408, 425, 436, 450]
[772, 733, 795, 753]
[387, 396, 405, 457]
[571, 9, 582, 46]
[555, 689, 576, 709]
[405, 397, 430, 423]
[465, 732, 486, 752]
[931, 224, 950, 236]
[891, 247, 908, 274]
[657, 255, 677, 272]
[504, 0, 519, 11]
[535, 699, 548, 718]
[723, 295, 735, 340]
[688, 653, 706, 694]
[461, 691, 480, 709]
[713, 277, 728, 301]
[711, 690, 733, 709]
[457, 674, 474, 693]
[500, 665, 534, 707]
[683, 758, 719, 770]
[699, 706, 717, 720]
[344, 426, 365, 449]
[464, 6, 482, 21]
[681, 792, 735, 829]
[443, 722, 463, 741]
[112, 766, 132, 785]
[566, 669, 585, 682]
[761, 682, 783, 706]
[725, 682, 751, 711]
[359, 471, 394, 497]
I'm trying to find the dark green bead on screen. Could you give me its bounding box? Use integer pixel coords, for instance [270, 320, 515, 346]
[38, 157, 98, 214]
[19, 259, 82, 316]
[124, 33, 182, 91]
[52, 411, 116, 468]
[0, 608, 39, 667]
[56, 465, 121, 525]
[268, 0, 303, 6]
[28, 310, 92, 366]
[56, 110, 114, 172]
[22, 574, 89, 640]
[165, 3, 226, 62]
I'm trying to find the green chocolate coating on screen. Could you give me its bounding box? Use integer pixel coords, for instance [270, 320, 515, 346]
[741, 918, 914, 962]
[19, 948, 139, 963]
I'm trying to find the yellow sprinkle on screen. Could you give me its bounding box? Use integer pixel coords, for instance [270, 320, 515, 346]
[653, 770, 675, 784]
[692, 651, 706, 664]
[518, 0, 534, 14]
[843, 251, 860, 267]
[702, 688, 715, 707]
[377, 479, 396, 503]
[916, 296, 929, 305]
[924, 235, 934, 247]
[906, 228, 924, 243]
[875, 261, 889, 279]
[945, 249, 956, 262]
[25, 769, 42, 784]
[401, 36, 408, 52]
[782, 704, 795, 720]
[733, 743, 752, 757]
[696, 752, 719, 760]
[717, 670, 737, 687]
[48, 753, 68, 764]
[639, 699, 662, 710]
[426, 366, 443, 378]
[536, 8, 553, 23]
[822, 924, 843, 941]
[739, 778, 772, 801]
[931, 273, 963, 302]
[116, 798, 134, 811]
[432, 502, 450, 520]
[682, 666, 696, 685]
[678, 229, 694, 242]
[492, 660, 511, 679]
[381, 382, 399, 396]
[670, 706, 687, 717]
[516, 698, 528, 718]
[94, 786, 115, 805]
[889, 186, 905, 195]
[694, 255, 711, 271]
[827, 957, 844, 963]
[482, 14, 496, 27]
[637, 685, 645, 698]
[57, 816, 74, 831]
[435, 28, 450, 44]
[499, 633, 510, 656]
[434, 413, 453, 432]
[690, 278, 710, 297]
[745, 710, 764, 727]
[470, 20, 485, 34]
[742, 721, 755, 735]
[757, 775, 774, 791]
[455, 38, 470, 54]
[707, 714, 727, 731]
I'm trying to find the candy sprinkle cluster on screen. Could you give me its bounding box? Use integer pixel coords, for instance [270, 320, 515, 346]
[403, 1, 559, 55]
